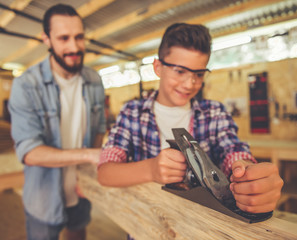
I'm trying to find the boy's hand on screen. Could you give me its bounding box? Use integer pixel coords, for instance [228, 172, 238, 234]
[230, 160, 283, 213]
[150, 148, 187, 184]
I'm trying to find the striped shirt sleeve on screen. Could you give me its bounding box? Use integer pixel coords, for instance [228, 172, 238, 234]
[98, 146, 127, 169]
[221, 151, 257, 177]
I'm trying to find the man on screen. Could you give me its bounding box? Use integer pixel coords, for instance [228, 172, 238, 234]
[97, 23, 283, 217]
[9, 4, 106, 240]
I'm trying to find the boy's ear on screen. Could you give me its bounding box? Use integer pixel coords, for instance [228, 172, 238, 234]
[42, 32, 51, 47]
[153, 58, 161, 78]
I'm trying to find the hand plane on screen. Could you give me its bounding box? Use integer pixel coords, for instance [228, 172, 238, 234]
[162, 128, 272, 223]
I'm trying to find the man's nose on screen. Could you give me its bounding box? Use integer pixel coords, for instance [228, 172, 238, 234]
[68, 38, 80, 52]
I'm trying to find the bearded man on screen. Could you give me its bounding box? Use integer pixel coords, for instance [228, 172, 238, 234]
[9, 4, 106, 240]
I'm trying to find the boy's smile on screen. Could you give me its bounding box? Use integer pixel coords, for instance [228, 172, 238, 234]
[154, 46, 210, 107]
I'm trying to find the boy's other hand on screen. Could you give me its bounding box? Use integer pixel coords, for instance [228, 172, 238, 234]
[230, 160, 283, 213]
[149, 148, 187, 184]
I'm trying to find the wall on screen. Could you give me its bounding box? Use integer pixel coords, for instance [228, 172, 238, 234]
[105, 80, 159, 116]
[0, 71, 13, 120]
[204, 58, 297, 141]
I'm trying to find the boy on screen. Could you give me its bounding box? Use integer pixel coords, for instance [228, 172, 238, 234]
[97, 23, 283, 215]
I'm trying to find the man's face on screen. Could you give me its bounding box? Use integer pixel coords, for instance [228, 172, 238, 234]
[43, 15, 85, 74]
[154, 46, 210, 107]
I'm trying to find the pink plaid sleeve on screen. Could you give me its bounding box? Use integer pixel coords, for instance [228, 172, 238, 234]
[221, 152, 257, 177]
[97, 147, 127, 169]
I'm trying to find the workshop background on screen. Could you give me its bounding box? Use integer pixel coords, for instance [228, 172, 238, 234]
[0, 0, 297, 239]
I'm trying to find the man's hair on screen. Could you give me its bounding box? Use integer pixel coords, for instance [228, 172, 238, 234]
[158, 23, 212, 60]
[43, 4, 82, 36]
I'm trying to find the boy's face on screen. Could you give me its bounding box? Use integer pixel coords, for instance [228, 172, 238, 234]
[154, 46, 209, 107]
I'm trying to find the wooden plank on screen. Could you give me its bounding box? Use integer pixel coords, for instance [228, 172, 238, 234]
[78, 164, 297, 240]
[0, 171, 24, 192]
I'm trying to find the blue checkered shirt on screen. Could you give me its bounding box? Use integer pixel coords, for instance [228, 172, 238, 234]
[100, 90, 255, 176]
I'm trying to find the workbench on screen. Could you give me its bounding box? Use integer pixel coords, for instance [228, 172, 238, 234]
[78, 164, 297, 240]
[247, 139, 297, 167]
[248, 140, 297, 210]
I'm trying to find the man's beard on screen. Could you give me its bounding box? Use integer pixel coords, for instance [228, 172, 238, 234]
[50, 48, 84, 74]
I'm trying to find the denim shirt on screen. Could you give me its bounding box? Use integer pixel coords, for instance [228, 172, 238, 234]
[9, 56, 106, 224]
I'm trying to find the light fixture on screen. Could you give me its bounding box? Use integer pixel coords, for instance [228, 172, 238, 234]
[98, 65, 120, 76]
[212, 36, 252, 51]
[2, 62, 25, 77]
[125, 61, 137, 69]
[142, 55, 157, 65]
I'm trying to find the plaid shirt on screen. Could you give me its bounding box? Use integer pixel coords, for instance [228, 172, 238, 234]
[100, 90, 255, 176]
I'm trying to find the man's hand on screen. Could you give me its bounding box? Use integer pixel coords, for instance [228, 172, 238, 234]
[230, 160, 284, 213]
[149, 148, 187, 184]
[83, 148, 102, 165]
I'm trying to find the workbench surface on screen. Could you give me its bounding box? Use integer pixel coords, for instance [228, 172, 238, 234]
[78, 164, 297, 240]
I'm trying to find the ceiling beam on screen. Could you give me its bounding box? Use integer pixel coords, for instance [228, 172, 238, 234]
[77, 0, 115, 18]
[92, 48, 159, 71]
[0, 0, 114, 67]
[87, 0, 286, 68]
[211, 13, 297, 39]
[87, 0, 193, 39]
[28, 0, 193, 68]
[0, 0, 32, 27]
[90, 6, 297, 71]
[0, 0, 289, 70]
[188, 0, 284, 24]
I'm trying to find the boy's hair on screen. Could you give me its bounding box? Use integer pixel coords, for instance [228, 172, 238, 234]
[158, 23, 212, 60]
[43, 4, 82, 36]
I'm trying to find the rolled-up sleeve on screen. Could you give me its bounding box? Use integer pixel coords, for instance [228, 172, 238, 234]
[222, 152, 257, 176]
[98, 103, 133, 167]
[98, 146, 127, 168]
[9, 77, 46, 163]
[208, 102, 257, 175]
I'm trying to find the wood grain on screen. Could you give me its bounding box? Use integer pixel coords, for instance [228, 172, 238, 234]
[78, 164, 297, 240]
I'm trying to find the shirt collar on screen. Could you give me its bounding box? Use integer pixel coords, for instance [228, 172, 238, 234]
[142, 90, 158, 112]
[41, 55, 88, 84]
[191, 96, 203, 113]
[142, 90, 203, 113]
[41, 56, 54, 84]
